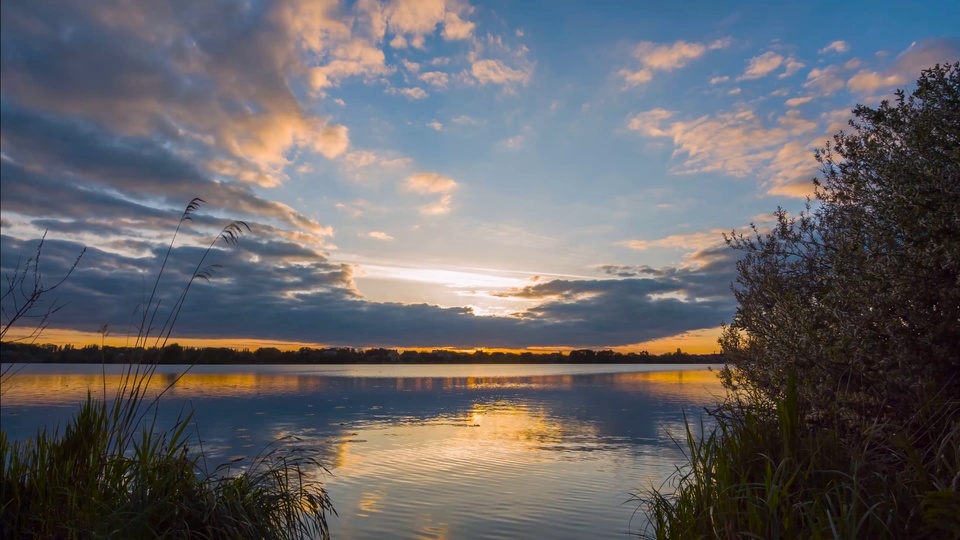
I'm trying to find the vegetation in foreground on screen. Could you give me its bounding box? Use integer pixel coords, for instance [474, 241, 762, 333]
[639, 64, 960, 539]
[1, 201, 335, 539]
[1, 394, 333, 539]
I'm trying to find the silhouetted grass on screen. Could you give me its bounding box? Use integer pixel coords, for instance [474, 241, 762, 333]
[1, 395, 334, 539]
[1, 199, 335, 539]
[636, 376, 960, 539]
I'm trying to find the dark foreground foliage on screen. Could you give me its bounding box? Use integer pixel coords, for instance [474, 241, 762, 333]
[1, 394, 334, 539]
[640, 64, 960, 539]
[1, 200, 335, 538]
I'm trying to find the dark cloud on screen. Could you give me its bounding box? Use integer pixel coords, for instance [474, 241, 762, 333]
[1, 232, 736, 348]
[0, 104, 331, 237]
[0, 0, 349, 178]
[597, 245, 740, 300]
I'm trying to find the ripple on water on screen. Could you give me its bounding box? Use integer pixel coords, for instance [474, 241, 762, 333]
[1, 365, 724, 539]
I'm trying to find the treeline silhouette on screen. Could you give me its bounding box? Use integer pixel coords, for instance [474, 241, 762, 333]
[1, 342, 720, 365]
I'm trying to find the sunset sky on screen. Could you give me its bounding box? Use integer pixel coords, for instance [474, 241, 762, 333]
[1, 0, 957, 352]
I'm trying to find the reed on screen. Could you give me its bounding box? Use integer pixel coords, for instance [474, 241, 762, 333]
[636, 376, 960, 539]
[1, 200, 335, 539]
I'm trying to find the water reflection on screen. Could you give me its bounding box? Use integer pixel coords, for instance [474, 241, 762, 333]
[1, 365, 724, 539]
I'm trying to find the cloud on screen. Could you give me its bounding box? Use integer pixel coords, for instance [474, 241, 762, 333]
[2, 232, 736, 349]
[627, 106, 822, 196]
[418, 194, 454, 216]
[384, 0, 475, 48]
[404, 173, 458, 194]
[819, 40, 850, 54]
[498, 135, 525, 151]
[470, 59, 531, 86]
[626, 109, 675, 137]
[738, 51, 803, 81]
[388, 87, 429, 99]
[845, 39, 960, 94]
[442, 12, 475, 40]
[0, 104, 334, 240]
[742, 51, 784, 79]
[785, 96, 814, 107]
[343, 151, 379, 169]
[620, 230, 727, 252]
[0, 0, 359, 190]
[419, 71, 451, 87]
[403, 173, 457, 216]
[804, 65, 848, 95]
[847, 70, 905, 93]
[710, 76, 730, 84]
[619, 38, 730, 86]
[364, 231, 395, 241]
[780, 57, 805, 78]
[309, 39, 393, 90]
[451, 115, 485, 126]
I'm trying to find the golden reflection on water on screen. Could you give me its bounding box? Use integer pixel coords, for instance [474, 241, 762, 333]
[2, 366, 725, 538]
[1, 368, 723, 406]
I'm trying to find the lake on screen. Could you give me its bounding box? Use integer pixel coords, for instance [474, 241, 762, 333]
[1, 363, 724, 539]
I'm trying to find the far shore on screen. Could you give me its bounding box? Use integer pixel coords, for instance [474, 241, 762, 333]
[1, 342, 720, 365]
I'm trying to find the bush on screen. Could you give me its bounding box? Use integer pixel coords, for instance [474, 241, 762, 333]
[720, 62, 960, 427]
[641, 64, 960, 539]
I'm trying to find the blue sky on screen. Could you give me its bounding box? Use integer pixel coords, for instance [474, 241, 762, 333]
[1, 0, 957, 351]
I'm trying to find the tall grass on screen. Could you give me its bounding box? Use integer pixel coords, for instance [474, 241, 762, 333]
[636, 376, 960, 539]
[1, 200, 336, 539]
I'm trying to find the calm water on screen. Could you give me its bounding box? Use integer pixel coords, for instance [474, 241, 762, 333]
[1, 363, 724, 539]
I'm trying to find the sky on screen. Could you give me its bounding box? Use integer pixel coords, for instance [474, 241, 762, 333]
[1, 0, 957, 353]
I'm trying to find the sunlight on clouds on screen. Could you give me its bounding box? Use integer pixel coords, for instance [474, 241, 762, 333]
[343, 150, 379, 169]
[442, 11, 475, 40]
[785, 96, 814, 107]
[363, 231, 395, 241]
[626, 108, 674, 137]
[309, 40, 393, 90]
[780, 58, 805, 78]
[419, 194, 454, 215]
[620, 38, 730, 87]
[741, 51, 784, 79]
[819, 40, 850, 54]
[403, 173, 458, 216]
[620, 230, 726, 252]
[387, 86, 429, 99]
[419, 71, 451, 87]
[405, 173, 459, 194]
[470, 59, 530, 86]
[384, 0, 474, 48]
[627, 107, 821, 196]
[805, 65, 848, 94]
[361, 264, 526, 290]
[847, 70, 905, 92]
[740, 51, 803, 80]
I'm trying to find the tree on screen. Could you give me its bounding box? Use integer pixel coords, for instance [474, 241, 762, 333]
[720, 63, 960, 426]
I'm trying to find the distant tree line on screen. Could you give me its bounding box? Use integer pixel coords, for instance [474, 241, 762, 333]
[0, 342, 721, 365]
